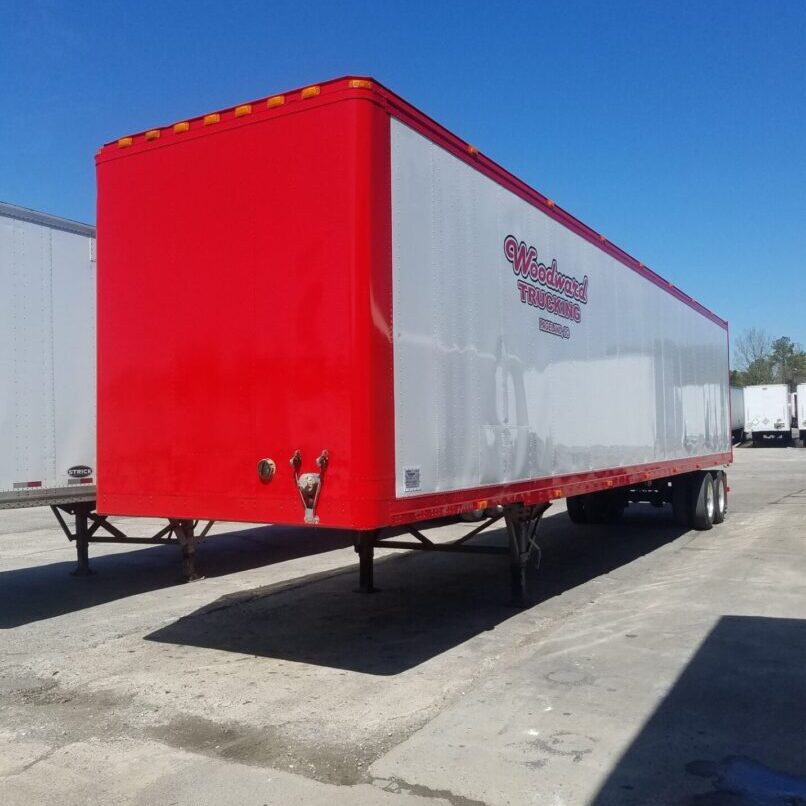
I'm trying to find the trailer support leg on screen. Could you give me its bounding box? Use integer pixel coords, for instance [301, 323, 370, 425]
[174, 519, 201, 582]
[355, 530, 378, 593]
[504, 503, 549, 608]
[71, 502, 94, 577]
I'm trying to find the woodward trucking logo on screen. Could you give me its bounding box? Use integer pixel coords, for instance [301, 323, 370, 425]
[503, 235, 589, 339]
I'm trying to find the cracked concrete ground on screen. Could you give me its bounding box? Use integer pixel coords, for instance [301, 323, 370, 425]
[1, 447, 804, 805]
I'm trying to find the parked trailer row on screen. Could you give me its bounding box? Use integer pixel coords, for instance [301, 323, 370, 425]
[742, 384, 800, 445]
[92, 76, 733, 602]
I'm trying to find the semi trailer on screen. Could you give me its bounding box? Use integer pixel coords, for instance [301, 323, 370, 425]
[0, 202, 96, 510]
[798, 384, 806, 444]
[744, 384, 796, 445]
[730, 386, 745, 443]
[94, 77, 732, 602]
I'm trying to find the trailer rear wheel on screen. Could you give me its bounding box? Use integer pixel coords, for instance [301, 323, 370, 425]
[585, 492, 624, 524]
[566, 495, 587, 524]
[690, 472, 715, 531]
[712, 471, 727, 524]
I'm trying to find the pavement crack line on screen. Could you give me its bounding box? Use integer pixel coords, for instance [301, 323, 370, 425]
[372, 775, 490, 806]
[0, 745, 58, 779]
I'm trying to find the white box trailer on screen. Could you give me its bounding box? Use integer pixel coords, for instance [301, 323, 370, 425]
[743, 384, 795, 444]
[797, 383, 806, 443]
[730, 386, 745, 442]
[0, 202, 96, 508]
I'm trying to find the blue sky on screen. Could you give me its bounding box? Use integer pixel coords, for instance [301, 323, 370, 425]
[2, 0, 804, 355]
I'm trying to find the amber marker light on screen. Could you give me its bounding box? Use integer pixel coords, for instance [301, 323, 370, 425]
[144, 130, 160, 141]
[117, 137, 133, 148]
[266, 95, 285, 108]
[349, 79, 372, 89]
[204, 113, 220, 125]
[173, 122, 190, 133]
[301, 85, 321, 99]
[234, 104, 252, 117]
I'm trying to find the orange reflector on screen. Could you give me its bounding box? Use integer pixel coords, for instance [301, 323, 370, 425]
[234, 104, 252, 117]
[546, 198, 555, 208]
[117, 137, 133, 148]
[605, 479, 614, 487]
[144, 130, 160, 141]
[599, 235, 606, 242]
[173, 122, 190, 133]
[266, 95, 285, 108]
[467, 144, 479, 155]
[474, 500, 488, 510]
[349, 79, 372, 89]
[553, 488, 563, 498]
[204, 113, 220, 126]
[301, 85, 321, 99]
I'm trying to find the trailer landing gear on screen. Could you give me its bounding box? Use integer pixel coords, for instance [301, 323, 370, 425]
[354, 530, 379, 593]
[51, 502, 214, 580]
[354, 503, 550, 606]
[505, 504, 549, 608]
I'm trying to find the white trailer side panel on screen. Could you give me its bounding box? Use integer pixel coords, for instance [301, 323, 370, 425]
[0, 204, 96, 508]
[391, 120, 730, 497]
[730, 386, 745, 433]
[798, 384, 806, 433]
[743, 384, 790, 437]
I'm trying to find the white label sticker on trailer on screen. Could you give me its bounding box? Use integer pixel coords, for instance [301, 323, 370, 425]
[390, 119, 730, 498]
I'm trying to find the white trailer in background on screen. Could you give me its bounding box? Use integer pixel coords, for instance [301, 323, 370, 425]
[797, 384, 806, 443]
[0, 202, 96, 508]
[743, 383, 795, 445]
[730, 386, 745, 443]
[1, 202, 218, 575]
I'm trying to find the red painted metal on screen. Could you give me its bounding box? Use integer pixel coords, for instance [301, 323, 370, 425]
[96, 76, 731, 530]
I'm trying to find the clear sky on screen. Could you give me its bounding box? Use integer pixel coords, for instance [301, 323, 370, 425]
[2, 0, 804, 352]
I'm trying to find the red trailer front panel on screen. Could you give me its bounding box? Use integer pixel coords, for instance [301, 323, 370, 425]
[97, 81, 394, 529]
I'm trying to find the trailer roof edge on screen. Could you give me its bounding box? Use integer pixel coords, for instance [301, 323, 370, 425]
[0, 201, 95, 238]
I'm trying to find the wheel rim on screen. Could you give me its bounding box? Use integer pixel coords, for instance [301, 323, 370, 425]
[705, 480, 715, 520]
[716, 478, 726, 515]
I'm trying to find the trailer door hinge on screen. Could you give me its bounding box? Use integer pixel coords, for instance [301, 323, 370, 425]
[290, 449, 329, 524]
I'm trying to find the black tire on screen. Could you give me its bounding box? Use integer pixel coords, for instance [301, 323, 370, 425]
[712, 471, 727, 524]
[672, 476, 691, 527]
[690, 472, 715, 531]
[566, 495, 588, 524]
[586, 492, 624, 524]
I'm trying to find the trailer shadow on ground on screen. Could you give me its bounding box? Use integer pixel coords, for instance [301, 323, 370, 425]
[146, 507, 691, 675]
[591, 615, 806, 806]
[0, 525, 353, 629]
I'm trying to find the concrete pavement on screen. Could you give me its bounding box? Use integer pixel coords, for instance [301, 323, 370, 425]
[1, 447, 804, 805]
